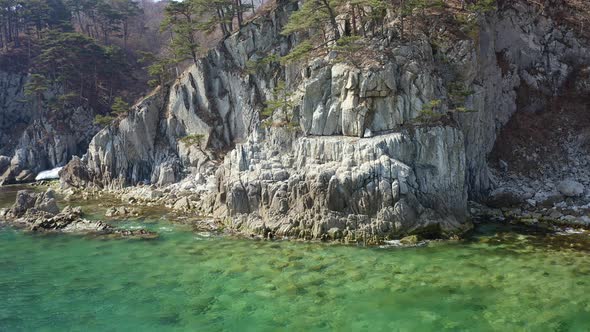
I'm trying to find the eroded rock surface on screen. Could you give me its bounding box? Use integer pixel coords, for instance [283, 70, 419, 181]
[56, 1, 590, 242]
[0, 70, 99, 185]
[0, 189, 157, 239]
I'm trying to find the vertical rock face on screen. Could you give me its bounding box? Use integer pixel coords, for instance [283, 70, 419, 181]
[452, 2, 590, 198]
[299, 47, 438, 137]
[0, 71, 98, 185]
[61, 1, 590, 239]
[207, 126, 468, 240]
[82, 1, 296, 188]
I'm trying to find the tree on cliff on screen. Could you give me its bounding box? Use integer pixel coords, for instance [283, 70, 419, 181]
[24, 73, 49, 114]
[160, 0, 200, 64]
[31, 31, 131, 111]
[192, 0, 252, 37]
[282, 0, 342, 42]
[261, 79, 296, 127]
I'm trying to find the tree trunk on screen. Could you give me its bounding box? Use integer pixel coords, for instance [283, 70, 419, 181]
[351, 5, 357, 35]
[235, 0, 243, 27]
[123, 21, 129, 49]
[320, 0, 341, 40]
[217, 8, 229, 36]
[400, 0, 405, 40]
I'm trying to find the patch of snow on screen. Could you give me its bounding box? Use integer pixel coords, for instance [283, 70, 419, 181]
[35, 167, 63, 181]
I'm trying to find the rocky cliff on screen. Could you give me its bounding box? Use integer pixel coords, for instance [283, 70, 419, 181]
[59, 0, 590, 241]
[0, 70, 99, 185]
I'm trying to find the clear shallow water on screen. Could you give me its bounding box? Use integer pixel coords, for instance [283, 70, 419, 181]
[1, 187, 590, 331]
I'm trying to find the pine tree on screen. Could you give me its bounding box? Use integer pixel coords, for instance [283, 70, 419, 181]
[24, 73, 48, 114]
[193, 0, 235, 37]
[262, 80, 296, 127]
[111, 0, 141, 48]
[282, 0, 342, 42]
[161, 0, 200, 64]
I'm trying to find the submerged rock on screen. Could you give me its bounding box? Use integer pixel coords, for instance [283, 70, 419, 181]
[105, 206, 140, 218]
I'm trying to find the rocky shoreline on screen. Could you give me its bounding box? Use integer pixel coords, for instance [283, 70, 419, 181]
[0, 188, 158, 239]
[47, 173, 590, 246]
[2, 0, 590, 246]
[2, 177, 589, 247]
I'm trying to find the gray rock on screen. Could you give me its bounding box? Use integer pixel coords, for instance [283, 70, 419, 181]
[11, 189, 59, 216]
[548, 210, 563, 219]
[35, 189, 60, 215]
[173, 197, 192, 211]
[59, 157, 92, 188]
[486, 188, 523, 208]
[54, 0, 590, 243]
[557, 180, 585, 197]
[12, 191, 38, 216]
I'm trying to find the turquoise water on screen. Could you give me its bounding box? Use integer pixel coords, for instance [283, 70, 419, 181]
[1, 187, 590, 331]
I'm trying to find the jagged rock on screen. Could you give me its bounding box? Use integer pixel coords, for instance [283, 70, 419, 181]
[59, 157, 92, 188]
[53, 0, 590, 242]
[105, 206, 139, 218]
[557, 180, 585, 197]
[206, 126, 470, 240]
[173, 197, 192, 211]
[2, 189, 155, 238]
[486, 188, 524, 208]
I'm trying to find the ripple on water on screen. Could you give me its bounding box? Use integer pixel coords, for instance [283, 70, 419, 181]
[1, 185, 590, 330]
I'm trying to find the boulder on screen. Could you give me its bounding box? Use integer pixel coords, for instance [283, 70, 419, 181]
[59, 157, 92, 188]
[35, 189, 60, 215]
[15, 170, 34, 183]
[557, 180, 585, 197]
[486, 188, 523, 208]
[0, 156, 9, 174]
[11, 189, 59, 216]
[173, 197, 192, 211]
[12, 190, 38, 216]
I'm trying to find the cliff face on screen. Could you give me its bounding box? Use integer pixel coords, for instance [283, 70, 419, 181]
[83, 2, 295, 188]
[0, 71, 98, 184]
[62, 1, 590, 240]
[456, 1, 590, 199]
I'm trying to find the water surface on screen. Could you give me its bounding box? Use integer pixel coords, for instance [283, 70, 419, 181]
[1, 186, 590, 331]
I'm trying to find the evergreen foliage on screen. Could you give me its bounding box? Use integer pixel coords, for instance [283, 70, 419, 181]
[161, 1, 200, 64]
[262, 80, 297, 127]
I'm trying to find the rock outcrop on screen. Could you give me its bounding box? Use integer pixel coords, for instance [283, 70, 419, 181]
[201, 126, 468, 242]
[58, 1, 590, 241]
[0, 70, 99, 185]
[0, 189, 157, 238]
